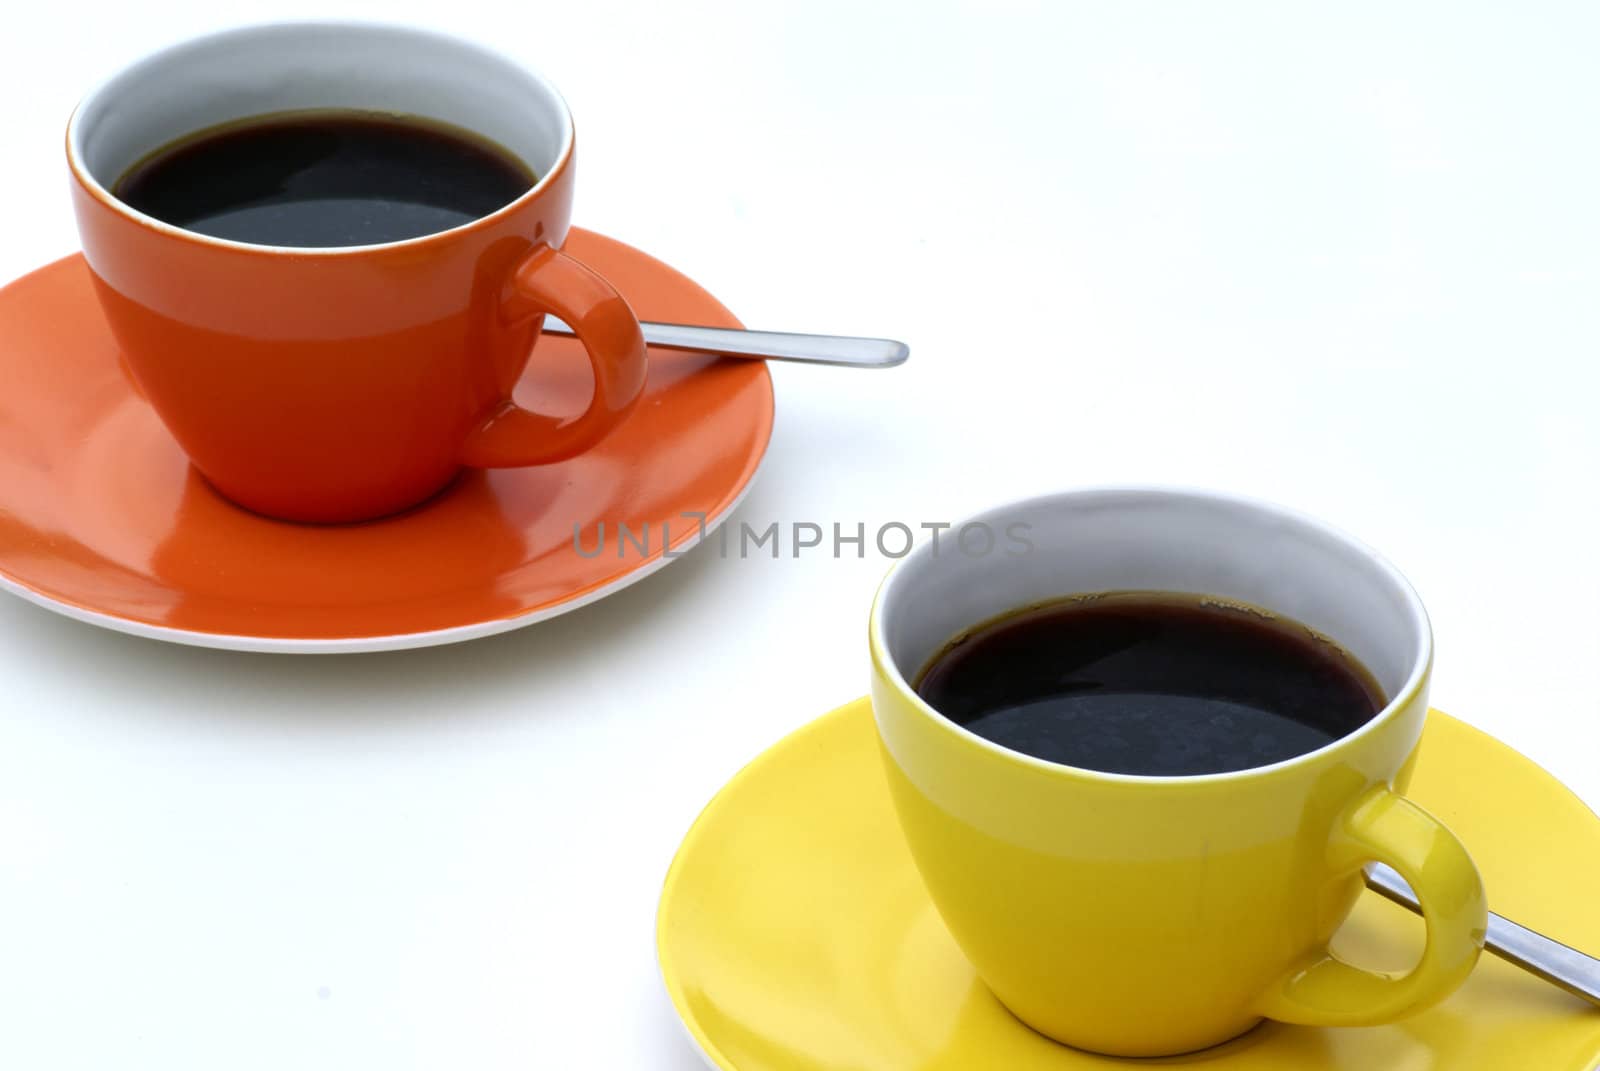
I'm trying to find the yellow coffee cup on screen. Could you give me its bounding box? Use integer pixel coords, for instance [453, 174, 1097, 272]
[868, 488, 1486, 1057]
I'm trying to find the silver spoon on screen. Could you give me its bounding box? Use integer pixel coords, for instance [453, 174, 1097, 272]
[1365, 863, 1600, 1006]
[543, 319, 908, 369]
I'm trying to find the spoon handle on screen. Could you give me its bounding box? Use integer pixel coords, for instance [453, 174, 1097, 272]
[1365, 863, 1600, 1006]
[543, 319, 908, 369]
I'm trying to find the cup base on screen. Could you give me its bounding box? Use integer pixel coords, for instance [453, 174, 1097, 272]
[201, 466, 463, 525]
[1003, 994, 1265, 1059]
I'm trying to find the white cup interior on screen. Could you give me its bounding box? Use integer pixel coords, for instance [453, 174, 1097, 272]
[875, 488, 1429, 707]
[68, 22, 570, 219]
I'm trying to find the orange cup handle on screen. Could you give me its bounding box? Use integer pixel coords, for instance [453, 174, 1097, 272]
[459, 244, 648, 467]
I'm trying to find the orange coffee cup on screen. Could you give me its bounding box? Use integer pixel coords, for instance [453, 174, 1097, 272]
[67, 22, 648, 523]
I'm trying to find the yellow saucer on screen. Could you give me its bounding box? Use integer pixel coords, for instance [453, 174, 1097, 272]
[658, 699, 1600, 1070]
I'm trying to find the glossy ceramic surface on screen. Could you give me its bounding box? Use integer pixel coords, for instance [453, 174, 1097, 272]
[67, 22, 648, 522]
[657, 697, 1600, 1071]
[868, 489, 1484, 1055]
[0, 229, 772, 651]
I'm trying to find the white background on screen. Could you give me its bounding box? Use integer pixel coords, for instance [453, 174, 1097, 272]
[3, 2, 1598, 1068]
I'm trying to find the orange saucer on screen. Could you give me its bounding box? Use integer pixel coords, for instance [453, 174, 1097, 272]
[0, 229, 773, 651]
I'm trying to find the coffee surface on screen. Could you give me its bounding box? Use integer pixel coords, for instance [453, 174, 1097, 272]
[114, 111, 535, 247]
[915, 592, 1385, 776]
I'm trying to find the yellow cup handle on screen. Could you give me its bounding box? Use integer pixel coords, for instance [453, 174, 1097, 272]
[1257, 786, 1487, 1026]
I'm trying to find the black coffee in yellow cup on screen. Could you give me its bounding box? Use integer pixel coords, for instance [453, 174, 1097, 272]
[915, 590, 1385, 777]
